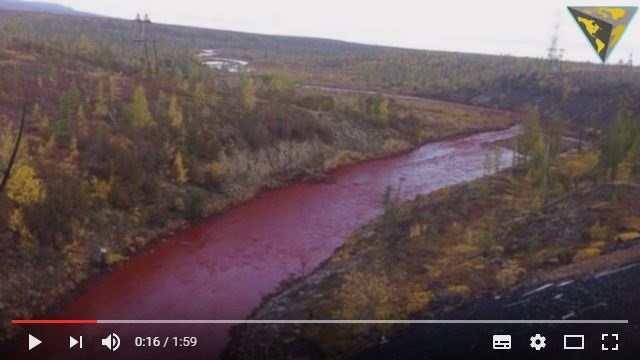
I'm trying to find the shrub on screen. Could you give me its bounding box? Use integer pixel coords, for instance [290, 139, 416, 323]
[588, 220, 609, 241]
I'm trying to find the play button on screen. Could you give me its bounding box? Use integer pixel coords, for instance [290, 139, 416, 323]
[28, 334, 42, 350]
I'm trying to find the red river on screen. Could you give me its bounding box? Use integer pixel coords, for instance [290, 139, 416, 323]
[16, 125, 520, 360]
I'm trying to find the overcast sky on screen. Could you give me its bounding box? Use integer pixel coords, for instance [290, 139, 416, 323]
[31, 0, 640, 63]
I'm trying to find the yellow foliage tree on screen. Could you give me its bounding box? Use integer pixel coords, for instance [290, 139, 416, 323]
[7, 163, 46, 206]
[169, 95, 184, 129]
[90, 176, 112, 202]
[239, 76, 256, 111]
[129, 85, 153, 127]
[108, 74, 120, 105]
[529, 137, 548, 184]
[77, 33, 95, 56]
[193, 81, 205, 101]
[94, 80, 108, 117]
[0, 119, 15, 158]
[268, 73, 293, 95]
[9, 208, 33, 246]
[173, 152, 188, 184]
[378, 98, 390, 126]
[76, 105, 88, 138]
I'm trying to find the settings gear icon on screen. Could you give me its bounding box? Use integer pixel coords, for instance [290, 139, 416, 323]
[530, 333, 547, 350]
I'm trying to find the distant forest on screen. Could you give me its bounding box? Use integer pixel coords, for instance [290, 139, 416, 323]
[1, 10, 640, 128]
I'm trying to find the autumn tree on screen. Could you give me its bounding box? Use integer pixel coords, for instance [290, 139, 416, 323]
[6, 162, 47, 247]
[378, 98, 390, 127]
[75, 104, 88, 139]
[61, 82, 81, 106]
[193, 81, 205, 101]
[53, 113, 71, 147]
[599, 105, 636, 180]
[549, 115, 564, 160]
[363, 96, 391, 126]
[627, 136, 640, 179]
[94, 80, 108, 117]
[30, 104, 50, 138]
[53, 83, 81, 146]
[238, 76, 256, 111]
[530, 136, 549, 184]
[267, 73, 293, 97]
[6, 163, 46, 206]
[108, 74, 121, 106]
[168, 94, 184, 129]
[77, 33, 95, 57]
[173, 152, 188, 184]
[129, 85, 153, 127]
[521, 107, 543, 160]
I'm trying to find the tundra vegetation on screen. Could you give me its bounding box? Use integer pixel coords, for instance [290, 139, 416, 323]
[229, 105, 640, 360]
[0, 11, 515, 338]
[0, 9, 639, 351]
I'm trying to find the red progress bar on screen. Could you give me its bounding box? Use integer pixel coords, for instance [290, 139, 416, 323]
[12, 319, 98, 324]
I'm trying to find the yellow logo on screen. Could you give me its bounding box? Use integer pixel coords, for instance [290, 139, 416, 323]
[568, 6, 637, 62]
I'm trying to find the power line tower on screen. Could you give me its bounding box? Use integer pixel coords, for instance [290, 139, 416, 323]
[132, 13, 158, 75]
[547, 21, 565, 72]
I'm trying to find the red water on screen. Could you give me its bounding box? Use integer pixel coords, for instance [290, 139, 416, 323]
[17, 126, 520, 360]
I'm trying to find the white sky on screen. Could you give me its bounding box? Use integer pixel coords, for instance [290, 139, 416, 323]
[32, 0, 640, 63]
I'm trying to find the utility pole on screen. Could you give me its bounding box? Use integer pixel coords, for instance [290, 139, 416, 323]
[132, 13, 159, 75]
[0, 98, 29, 196]
[547, 18, 565, 72]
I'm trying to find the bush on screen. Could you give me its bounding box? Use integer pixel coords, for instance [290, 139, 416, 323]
[185, 187, 209, 220]
[588, 220, 609, 241]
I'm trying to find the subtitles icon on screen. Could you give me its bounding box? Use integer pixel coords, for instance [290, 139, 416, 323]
[493, 335, 512, 350]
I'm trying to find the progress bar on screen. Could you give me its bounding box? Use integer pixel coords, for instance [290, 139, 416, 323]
[13, 319, 629, 325]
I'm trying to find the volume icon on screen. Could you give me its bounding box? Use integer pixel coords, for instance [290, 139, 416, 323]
[101, 333, 121, 351]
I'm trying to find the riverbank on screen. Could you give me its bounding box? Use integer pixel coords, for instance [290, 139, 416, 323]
[0, 63, 515, 343]
[6, 125, 520, 360]
[226, 149, 640, 359]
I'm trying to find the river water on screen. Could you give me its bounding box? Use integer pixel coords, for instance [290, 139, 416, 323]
[22, 125, 521, 360]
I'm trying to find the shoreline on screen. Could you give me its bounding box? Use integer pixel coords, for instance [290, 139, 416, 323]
[3, 119, 519, 344]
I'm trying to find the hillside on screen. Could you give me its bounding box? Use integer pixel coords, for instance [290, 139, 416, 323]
[355, 261, 640, 358]
[1, 9, 639, 130]
[1, 8, 639, 350]
[229, 177, 640, 359]
[0, 0, 86, 15]
[0, 11, 518, 340]
[228, 114, 640, 359]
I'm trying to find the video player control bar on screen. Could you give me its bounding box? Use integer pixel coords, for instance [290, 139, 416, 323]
[12, 319, 630, 324]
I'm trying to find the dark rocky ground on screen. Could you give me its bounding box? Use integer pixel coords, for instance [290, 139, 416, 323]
[352, 262, 640, 360]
